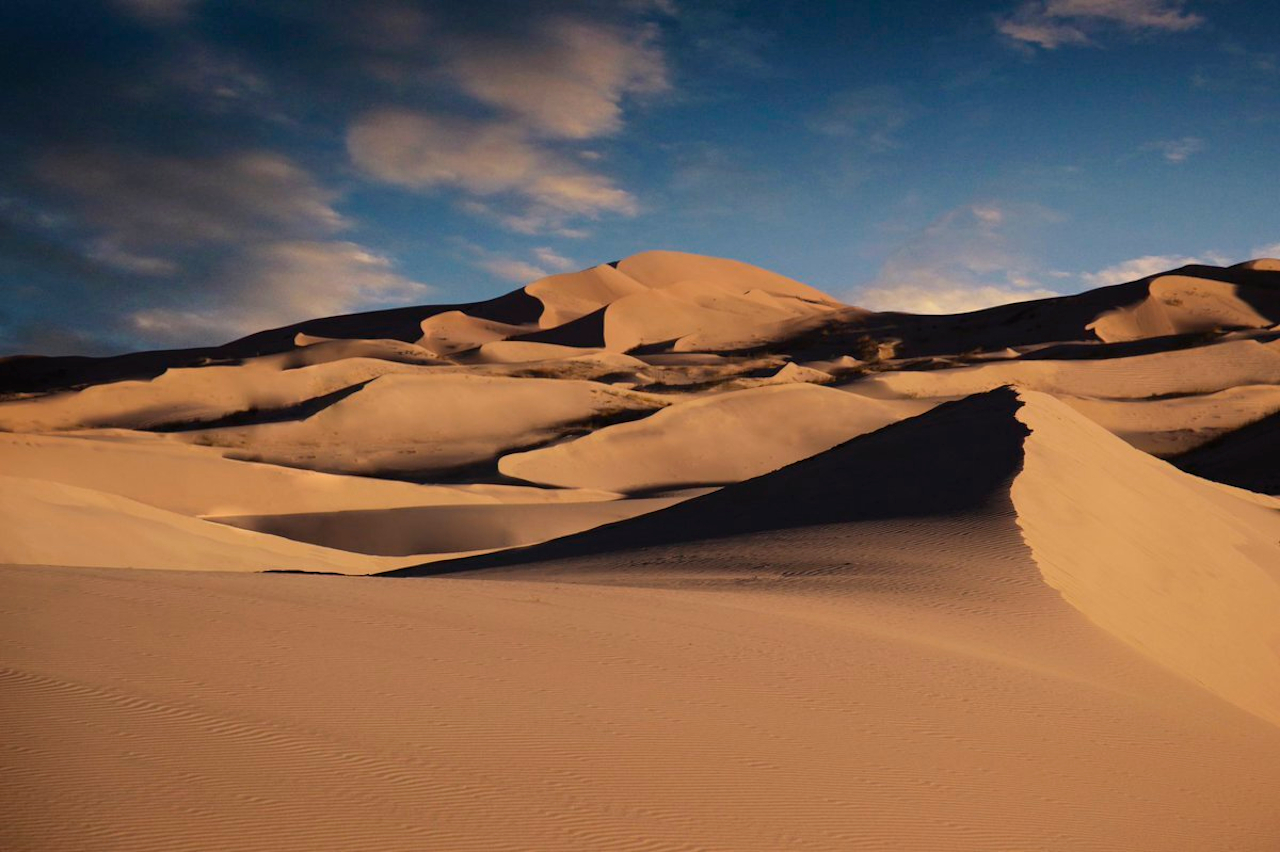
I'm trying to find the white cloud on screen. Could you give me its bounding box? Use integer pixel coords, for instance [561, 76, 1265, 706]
[347, 110, 638, 223]
[1146, 136, 1205, 163]
[533, 246, 577, 272]
[458, 201, 592, 238]
[85, 240, 179, 276]
[130, 240, 431, 342]
[1080, 252, 1226, 287]
[446, 17, 668, 140]
[458, 241, 577, 284]
[850, 203, 1062, 315]
[1251, 241, 1280, 259]
[342, 5, 670, 235]
[858, 282, 1060, 314]
[37, 149, 344, 248]
[478, 258, 552, 283]
[998, 0, 1203, 49]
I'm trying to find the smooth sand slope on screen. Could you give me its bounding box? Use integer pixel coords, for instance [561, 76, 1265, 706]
[1054, 383, 1280, 455]
[210, 493, 698, 556]
[0, 476, 419, 573]
[855, 338, 1280, 401]
[499, 383, 929, 491]
[1014, 391, 1280, 727]
[175, 373, 663, 477]
[1086, 274, 1278, 342]
[5, 252, 1280, 851]
[5, 389, 1280, 851]
[0, 431, 505, 516]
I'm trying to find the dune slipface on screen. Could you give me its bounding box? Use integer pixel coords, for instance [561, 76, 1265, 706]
[3, 251, 1280, 851]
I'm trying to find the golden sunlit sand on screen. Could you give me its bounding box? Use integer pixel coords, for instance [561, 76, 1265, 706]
[3, 251, 1280, 850]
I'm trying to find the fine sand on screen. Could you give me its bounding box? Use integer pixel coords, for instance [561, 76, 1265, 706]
[3, 251, 1280, 851]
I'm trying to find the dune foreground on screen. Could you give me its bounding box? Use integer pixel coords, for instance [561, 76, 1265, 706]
[3, 251, 1280, 850]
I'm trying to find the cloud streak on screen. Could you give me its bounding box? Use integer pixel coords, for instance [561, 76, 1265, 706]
[347, 110, 639, 219]
[444, 15, 668, 140]
[35, 149, 345, 248]
[851, 203, 1062, 314]
[998, 0, 1204, 49]
[131, 241, 432, 342]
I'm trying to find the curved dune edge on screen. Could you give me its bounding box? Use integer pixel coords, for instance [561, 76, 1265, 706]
[0, 475, 424, 574]
[1011, 389, 1280, 727]
[498, 383, 927, 492]
[1086, 275, 1274, 343]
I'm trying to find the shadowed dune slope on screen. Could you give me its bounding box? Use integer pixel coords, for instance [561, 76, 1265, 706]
[1171, 407, 1280, 495]
[390, 388, 1031, 574]
[8, 388, 1279, 850]
[212, 494, 695, 557]
[498, 383, 927, 492]
[395, 387, 1280, 729]
[173, 373, 664, 477]
[1086, 274, 1279, 343]
[0, 476, 420, 574]
[788, 263, 1280, 361]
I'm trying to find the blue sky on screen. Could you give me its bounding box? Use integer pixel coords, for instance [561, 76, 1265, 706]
[1, 0, 1277, 355]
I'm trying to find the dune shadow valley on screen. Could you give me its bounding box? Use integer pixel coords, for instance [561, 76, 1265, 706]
[3, 250, 1280, 850]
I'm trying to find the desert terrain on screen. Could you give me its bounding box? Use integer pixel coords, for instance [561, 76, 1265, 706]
[3, 250, 1280, 850]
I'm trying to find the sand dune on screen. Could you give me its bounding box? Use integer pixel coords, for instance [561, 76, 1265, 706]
[499, 383, 927, 492]
[524, 263, 648, 328]
[0, 356, 421, 432]
[274, 335, 447, 369]
[7, 386, 1280, 850]
[212, 493, 699, 556]
[416, 311, 532, 357]
[1014, 391, 1280, 727]
[1087, 274, 1277, 343]
[617, 250, 843, 305]
[856, 338, 1280, 400]
[1173, 406, 1280, 495]
[176, 373, 664, 477]
[404, 388, 1280, 731]
[0, 476, 418, 573]
[0, 431, 619, 517]
[5, 251, 1280, 851]
[473, 340, 603, 363]
[1056, 383, 1280, 455]
[601, 280, 837, 353]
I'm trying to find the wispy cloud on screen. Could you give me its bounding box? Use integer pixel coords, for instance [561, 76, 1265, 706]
[35, 149, 345, 248]
[342, 4, 671, 236]
[850, 203, 1062, 314]
[1079, 251, 1225, 287]
[443, 16, 668, 141]
[347, 110, 638, 220]
[130, 241, 431, 342]
[808, 86, 917, 152]
[456, 240, 578, 284]
[998, 0, 1204, 49]
[532, 246, 578, 272]
[1145, 136, 1205, 163]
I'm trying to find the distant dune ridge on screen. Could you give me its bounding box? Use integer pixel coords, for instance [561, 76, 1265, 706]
[3, 250, 1280, 850]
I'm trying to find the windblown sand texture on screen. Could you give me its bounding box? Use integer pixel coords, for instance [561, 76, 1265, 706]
[3, 251, 1280, 851]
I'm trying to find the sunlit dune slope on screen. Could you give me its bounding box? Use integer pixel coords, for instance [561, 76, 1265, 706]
[398, 388, 1280, 728]
[5, 252, 1280, 852]
[499, 383, 929, 491]
[6, 388, 1280, 850]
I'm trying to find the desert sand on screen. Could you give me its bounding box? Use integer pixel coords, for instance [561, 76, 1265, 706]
[3, 251, 1280, 850]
